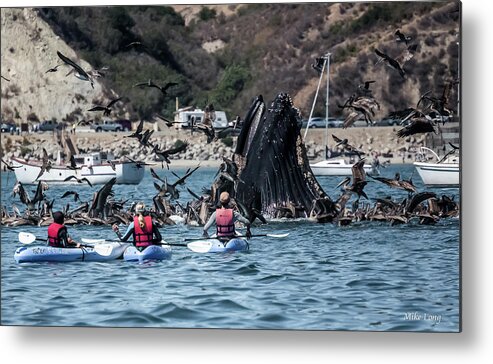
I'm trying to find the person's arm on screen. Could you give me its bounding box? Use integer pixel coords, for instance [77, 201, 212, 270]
[233, 211, 251, 227]
[59, 228, 79, 248]
[113, 222, 134, 242]
[152, 222, 162, 244]
[202, 211, 217, 237]
[234, 212, 252, 239]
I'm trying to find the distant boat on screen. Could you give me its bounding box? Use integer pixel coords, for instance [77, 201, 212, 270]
[305, 52, 373, 177]
[310, 158, 373, 176]
[413, 147, 459, 187]
[11, 152, 145, 185]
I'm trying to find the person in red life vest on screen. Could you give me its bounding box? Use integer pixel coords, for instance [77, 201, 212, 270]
[47, 211, 80, 248]
[112, 202, 162, 251]
[202, 191, 252, 241]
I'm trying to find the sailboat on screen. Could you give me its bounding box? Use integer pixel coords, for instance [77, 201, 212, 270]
[307, 52, 372, 176]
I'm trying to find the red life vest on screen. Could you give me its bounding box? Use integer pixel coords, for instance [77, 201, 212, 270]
[47, 223, 66, 247]
[133, 216, 153, 247]
[216, 208, 235, 237]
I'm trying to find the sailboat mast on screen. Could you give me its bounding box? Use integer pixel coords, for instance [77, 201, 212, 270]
[325, 52, 331, 160]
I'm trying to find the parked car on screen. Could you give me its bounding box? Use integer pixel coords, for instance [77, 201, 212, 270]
[91, 120, 128, 132]
[1, 122, 16, 133]
[302, 117, 343, 128]
[38, 120, 62, 132]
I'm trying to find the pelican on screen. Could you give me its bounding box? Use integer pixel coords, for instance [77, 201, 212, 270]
[88, 97, 122, 116]
[374, 48, 406, 78]
[35, 148, 52, 181]
[63, 175, 93, 187]
[133, 79, 178, 96]
[57, 51, 94, 88]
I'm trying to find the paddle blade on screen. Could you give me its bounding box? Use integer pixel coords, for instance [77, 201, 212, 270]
[93, 244, 114, 257]
[265, 233, 289, 238]
[187, 241, 213, 253]
[18, 232, 36, 244]
[81, 238, 107, 244]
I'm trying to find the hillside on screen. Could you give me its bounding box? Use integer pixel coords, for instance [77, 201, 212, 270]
[1, 2, 460, 125]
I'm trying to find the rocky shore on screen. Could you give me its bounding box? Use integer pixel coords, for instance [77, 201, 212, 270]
[1, 125, 427, 168]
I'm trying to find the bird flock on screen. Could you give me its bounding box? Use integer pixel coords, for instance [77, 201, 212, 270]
[2, 25, 460, 228]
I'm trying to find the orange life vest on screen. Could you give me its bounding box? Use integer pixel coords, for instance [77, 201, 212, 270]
[216, 208, 235, 237]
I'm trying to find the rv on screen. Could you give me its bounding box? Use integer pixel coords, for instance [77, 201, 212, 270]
[173, 107, 228, 129]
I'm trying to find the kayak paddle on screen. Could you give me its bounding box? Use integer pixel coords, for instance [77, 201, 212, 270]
[183, 233, 289, 242]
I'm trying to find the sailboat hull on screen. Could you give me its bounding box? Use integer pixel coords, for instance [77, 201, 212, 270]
[310, 159, 372, 176]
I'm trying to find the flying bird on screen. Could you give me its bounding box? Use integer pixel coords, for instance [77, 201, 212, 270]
[61, 190, 81, 203]
[57, 51, 94, 88]
[35, 148, 52, 181]
[374, 48, 406, 79]
[63, 175, 93, 187]
[155, 114, 182, 128]
[45, 64, 62, 73]
[332, 135, 364, 157]
[88, 97, 122, 116]
[133, 80, 178, 96]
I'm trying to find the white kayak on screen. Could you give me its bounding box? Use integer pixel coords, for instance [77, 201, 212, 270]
[187, 238, 249, 254]
[123, 243, 172, 262]
[14, 242, 128, 263]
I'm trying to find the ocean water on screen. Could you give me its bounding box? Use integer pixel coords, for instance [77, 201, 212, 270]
[0, 164, 460, 331]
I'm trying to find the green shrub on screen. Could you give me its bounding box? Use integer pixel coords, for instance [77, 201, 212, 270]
[198, 7, 217, 21]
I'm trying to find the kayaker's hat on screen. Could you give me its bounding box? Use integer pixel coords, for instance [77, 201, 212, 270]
[219, 192, 230, 204]
[135, 202, 146, 213]
[53, 211, 64, 224]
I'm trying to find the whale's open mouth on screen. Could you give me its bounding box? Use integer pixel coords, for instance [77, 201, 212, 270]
[231, 93, 337, 221]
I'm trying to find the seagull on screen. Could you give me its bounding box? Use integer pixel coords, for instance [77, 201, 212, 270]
[88, 97, 122, 116]
[63, 175, 93, 187]
[374, 49, 406, 78]
[57, 51, 94, 88]
[133, 80, 178, 96]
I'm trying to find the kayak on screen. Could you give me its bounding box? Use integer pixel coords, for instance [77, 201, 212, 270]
[123, 244, 172, 262]
[187, 238, 249, 253]
[14, 242, 128, 263]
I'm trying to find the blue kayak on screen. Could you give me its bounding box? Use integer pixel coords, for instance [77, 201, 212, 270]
[187, 238, 249, 253]
[14, 242, 128, 263]
[123, 244, 172, 262]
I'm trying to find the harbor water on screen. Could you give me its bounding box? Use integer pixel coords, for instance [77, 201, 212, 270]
[0, 164, 460, 331]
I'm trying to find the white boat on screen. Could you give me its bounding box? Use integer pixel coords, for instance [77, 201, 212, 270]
[11, 152, 145, 185]
[414, 147, 460, 187]
[310, 158, 373, 176]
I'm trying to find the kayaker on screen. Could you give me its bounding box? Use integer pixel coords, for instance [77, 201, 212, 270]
[202, 191, 252, 241]
[47, 211, 80, 248]
[112, 202, 162, 251]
